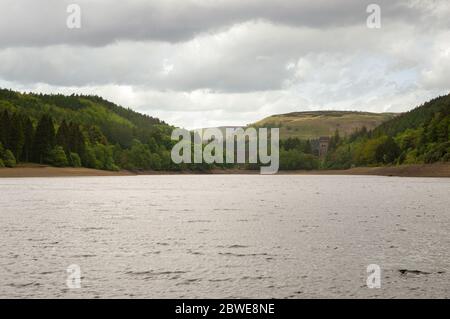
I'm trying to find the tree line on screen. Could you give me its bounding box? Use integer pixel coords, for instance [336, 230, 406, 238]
[0, 88, 448, 171]
[0, 110, 176, 170]
[323, 94, 449, 169]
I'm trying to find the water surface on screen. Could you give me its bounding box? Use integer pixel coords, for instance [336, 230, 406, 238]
[0, 175, 449, 298]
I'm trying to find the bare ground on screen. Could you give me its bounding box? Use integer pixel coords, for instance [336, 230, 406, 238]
[0, 163, 449, 178]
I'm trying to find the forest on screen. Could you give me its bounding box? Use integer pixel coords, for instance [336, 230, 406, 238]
[0, 88, 176, 170]
[0, 88, 448, 171]
[323, 94, 450, 169]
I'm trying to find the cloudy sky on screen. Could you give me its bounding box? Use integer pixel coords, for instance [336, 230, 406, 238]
[0, 0, 449, 129]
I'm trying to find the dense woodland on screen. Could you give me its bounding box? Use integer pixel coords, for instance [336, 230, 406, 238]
[260, 94, 449, 170]
[323, 94, 450, 169]
[0, 88, 448, 171]
[0, 89, 177, 170]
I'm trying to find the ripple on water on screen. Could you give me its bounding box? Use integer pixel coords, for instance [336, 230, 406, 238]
[0, 175, 449, 298]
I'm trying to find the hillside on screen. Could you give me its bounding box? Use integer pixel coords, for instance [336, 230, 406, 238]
[373, 94, 450, 137]
[1, 88, 447, 173]
[0, 88, 177, 171]
[0, 89, 172, 148]
[194, 126, 245, 141]
[324, 94, 450, 169]
[252, 111, 397, 140]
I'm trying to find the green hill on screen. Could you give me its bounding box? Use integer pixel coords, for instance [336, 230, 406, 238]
[252, 111, 397, 140]
[0, 88, 176, 171]
[373, 94, 450, 137]
[324, 94, 450, 168]
[0, 89, 171, 147]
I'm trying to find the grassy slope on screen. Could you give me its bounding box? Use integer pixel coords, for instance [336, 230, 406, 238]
[252, 111, 397, 140]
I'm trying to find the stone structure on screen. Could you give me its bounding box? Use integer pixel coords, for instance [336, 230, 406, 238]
[311, 136, 330, 158]
[318, 136, 330, 158]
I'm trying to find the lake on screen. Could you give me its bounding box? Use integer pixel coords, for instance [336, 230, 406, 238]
[0, 175, 449, 298]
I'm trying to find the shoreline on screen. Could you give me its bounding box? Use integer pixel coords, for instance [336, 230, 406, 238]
[0, 163, 449, 178]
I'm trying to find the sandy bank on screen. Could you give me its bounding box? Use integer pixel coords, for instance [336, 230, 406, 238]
[0, 164, 134, 178]
[0, 163, 449, 178]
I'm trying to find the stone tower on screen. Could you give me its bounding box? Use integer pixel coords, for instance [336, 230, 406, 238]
[318, 136, 330, 158]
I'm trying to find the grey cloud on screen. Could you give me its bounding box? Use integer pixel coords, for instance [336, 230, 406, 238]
[0, 21, 426, 92]
[0, 0, 431, 47]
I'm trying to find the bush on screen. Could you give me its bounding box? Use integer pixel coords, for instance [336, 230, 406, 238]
[375, 136, 401, 164]
[3, 149, 16, 167]
[84, 146, 101, 169]
[110, 164, 120, 171]
[84, 143, 118, 170]
[149, 153, 162, 170]
[280, 149, 319, 170]
[423, 142, 450, 163]
[48, 146, 69, 167]
[0, 158, 4, 168]
[443, 152, 450, 162]
[69, 152, 82, 167]
[324, 144, 353, 169]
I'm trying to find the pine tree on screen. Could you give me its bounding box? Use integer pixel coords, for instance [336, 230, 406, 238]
[69, 122, 86, 161]
[0, 110, 10, 147]
[56, 120, 70, 154]
[87, 125, 107, 145]
[21, 116, 34, 162]
[304, 139, 312, 154]
[8, 113, 25, 161]
[32, 114, 56, 163]
[329, 129, 341, 151]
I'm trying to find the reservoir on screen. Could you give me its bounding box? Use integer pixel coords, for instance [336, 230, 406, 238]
[0, 175, 448, 298]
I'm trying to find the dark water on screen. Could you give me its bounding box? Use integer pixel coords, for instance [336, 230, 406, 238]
[0, 175, 449, 298]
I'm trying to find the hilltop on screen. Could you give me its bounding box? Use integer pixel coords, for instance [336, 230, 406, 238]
[251, 111, 397, 140]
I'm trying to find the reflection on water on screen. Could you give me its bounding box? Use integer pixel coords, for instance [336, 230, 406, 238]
[0, 175, 449, 298]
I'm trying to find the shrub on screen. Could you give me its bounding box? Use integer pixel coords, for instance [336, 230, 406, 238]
[3, 149, 16, 167]
[423, 142, 450, 163]
[84, 146, 101, 169]
[280, 149, 319, 170]
[48, 146, 69, 167]
[110, 164, 120, 171]
[402, 149, 421, 165]
[69, 152, 82, 167]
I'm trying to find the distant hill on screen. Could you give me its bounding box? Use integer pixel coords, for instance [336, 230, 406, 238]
[251, 111, 397, 140]
[193, 126, 245, 141]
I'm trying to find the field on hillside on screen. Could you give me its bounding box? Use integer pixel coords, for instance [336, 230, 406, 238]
[252, 111, 397, 140]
